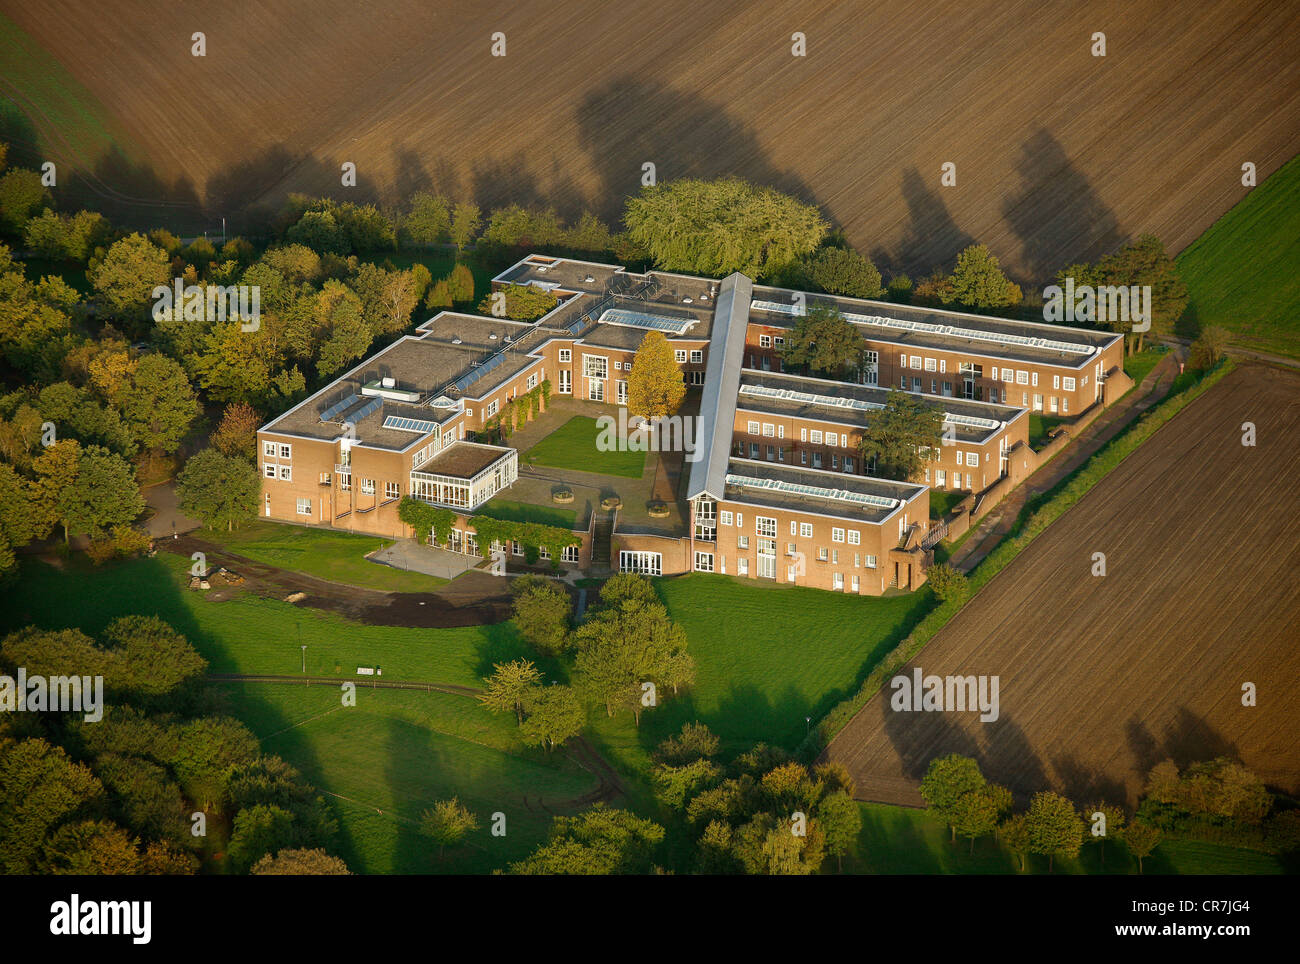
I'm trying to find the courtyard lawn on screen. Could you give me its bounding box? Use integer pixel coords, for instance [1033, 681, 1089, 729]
[192, 521, 446, 592]
[1175, 153, 1300, 358]
[1027, 412, 1068, 450]
[929, 487, 967, 520]
[471, 499, 577, 530]
[3, 555, 528, 684]
[522, 416, 648, 478]
[215, 683, 598, 874]
[849, 803, 1285, 875]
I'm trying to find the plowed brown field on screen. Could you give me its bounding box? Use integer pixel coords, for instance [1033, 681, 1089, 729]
[826, 364, 1300, 808]
[3, 0, 1298, 278]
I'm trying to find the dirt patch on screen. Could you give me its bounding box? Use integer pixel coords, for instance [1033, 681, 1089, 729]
[173, 535, 514, 628]
[826, 365, 1300, 809]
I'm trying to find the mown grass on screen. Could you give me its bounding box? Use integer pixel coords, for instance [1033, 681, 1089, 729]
[472, 498, 577, 529]
[1175, 153, 1300, 358]
[849, 803, 1285, 875]
[214, 683, 597, 874]
[193, 520, 446, 592]
[1122, 344, 1170, 387]
[3, 554, 526, 683]
[928, 487, 967, 519]
[523, 416, 648, 478]
[1027, 412, 1068, 450]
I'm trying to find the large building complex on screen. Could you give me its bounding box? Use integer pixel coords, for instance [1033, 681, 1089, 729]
[257, 254, 1128, 594]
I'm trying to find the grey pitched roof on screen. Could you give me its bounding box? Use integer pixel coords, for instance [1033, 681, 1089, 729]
[686, 272, 753, 500]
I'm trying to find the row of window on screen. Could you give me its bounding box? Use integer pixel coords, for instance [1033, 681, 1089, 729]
[756, 334, 786, 349]
[736, 441, 857, 472]
[926, 468, 974, 489]
[692, 550, 875, 589]
[263, 441, 292, 460]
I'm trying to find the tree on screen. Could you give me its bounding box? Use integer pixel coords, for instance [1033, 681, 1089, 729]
[519, 685, 586, 753]
[227, 804, 296, 873]
[118, 353, 199, 459]
[24, 209, 111, 262]
[951, 785, 1003, 854]
[947, 244, 1022, 310]
[0, 737, 104, 873]
[508, 805, 665, 875]
[926, 562, 969, 602]
[1000, 813, 1032, 871]
[858, 390, 945, 482]
[477, 659, 543, 725]
[803, 246, 884, 298]
[446, 263, 474, 303]
[210, 402, 262, 458]
[571, 593, 689, 720]
[420, 798, 479, 858]
[251, 848, 350, 875]
[1025, 791, 1085, 872]
[479, 285, 557, 321]
[624, 177, 828, 279]
[38, 819, 140, 875]
[450, 201, 482, 251]
[401, 193, 451, 246]
[91, 234, 172, 320]
[37, 443, 143, 544]
[919, 754, 988, 843]
[1189, 325, 1229, 371]
[818, 790, 862, 871]
[655, 721, 720, 766]
[626, 331, 686, 417]
[1124, 820, 1161, 874]
[511, 576, 572, 655]
[1084, 801, 1126, 865]
[780, 304, 864, 376]
[175, 448, 260, 532]
[0, 168, 50, 235]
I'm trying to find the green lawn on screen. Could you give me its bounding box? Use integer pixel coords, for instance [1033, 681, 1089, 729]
[1176, 153, 1300, 358]
[1122, 345, 1169, 387]
[214, 683, 597, 874]
[522, 416, 648, 478]
[192, 521, 447, 592]
[1027, 412, 1068, 450]
[929, 487, 967, 520]
[3, 555, 528, 684]
[472, 499, 577, 530]
[849, 803, 1285, 875]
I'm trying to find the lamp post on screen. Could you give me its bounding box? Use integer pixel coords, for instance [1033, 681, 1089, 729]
[301, 645, 307, 674]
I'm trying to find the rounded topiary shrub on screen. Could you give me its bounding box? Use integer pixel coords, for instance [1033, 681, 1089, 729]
[552, 488, 574, 504]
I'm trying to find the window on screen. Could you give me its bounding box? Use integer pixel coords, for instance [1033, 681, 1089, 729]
[264, 463, 276, 479]
[865, 554, 878, 568]
[750, 442, 759, 459]
[583, 355, 608, 379]
[1016, 370, 1029, 385]
[800, 522, 813, 538]
[620, 551, 662, 575]
[296, 498, 311, 516]
[1063, 376, 1077, 391]
[810, 430, 823, 444]
[759, 334, 772, 348]
[851, 575, 860, 593]
[831, 454, 840, 469]
[1052, 374, 1061, 390]
[512, 541, 524, 557]
[756, 516, 777, 537]
[526, 373, 538, 389]
[936, 469, 946, 486]
[762, 423, 775, 437]
[385, 481, 399, 500]
[263, 441, 276, 458]
[720, 510, 733, 526]
[748, 420, 760, 435]
[790, 520, 798, 536]
[848, 530, 860, 545]
[956, 451, 964, 466]
[617, 381, 628, 405]
[777, 425, 785, 439]
[688, 370, 705, 386]
[1062, 397, 1069, 414]
[465, 408, 474, 417]
[558, 369, 571, 394]
[833, 572, 844, 590]
[613, 361, 622, 371]
[800, 428, 807, 442]
[832, 549, 839, 565]
[589, 379, 604, 402]
[339, 474, 351, 491]
[690, 350, 703, 364]
[924, 357, 937, 371]
[910, 355, 921, 369]
[817, 547, 828, 561]
[486, 400, 499, 418]
[844, 456, 854, 472]
[557, 545, 578, 563]
[694, 552, 714, 573]
[774, 337, 784, 347]
[279, 444, 291, 459]
[360, 478, 375, 495]
[832, 528, 845, 543]
[812, 452, 823, 468]
[320, 472, 332, 486]
[558, 348, 571, 363]
[738, 535, 750, 549]
[675, 349, 687, 363]
[939, 360, 946, 373]
[278, 465, 292, 481]
[1031, 372, 1039, 387]
[1002, 368, 1014, 382]
[738, 558, 749, 576]
[840, 433, 848, 447]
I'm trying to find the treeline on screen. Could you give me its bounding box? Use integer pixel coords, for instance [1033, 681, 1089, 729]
[0, 618, 347, 874]
[917, 752, 1299, 873]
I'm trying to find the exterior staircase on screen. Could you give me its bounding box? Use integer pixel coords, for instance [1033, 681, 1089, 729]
[590, 510, 615, 574]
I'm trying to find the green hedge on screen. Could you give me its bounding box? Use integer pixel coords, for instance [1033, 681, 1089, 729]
[799, 357, 1236, 760]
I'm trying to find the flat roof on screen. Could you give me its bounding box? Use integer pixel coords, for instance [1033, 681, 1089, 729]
[415, 441, 514, 480]
[736, 370, 1024, 445]
[721, 458, 924, 525]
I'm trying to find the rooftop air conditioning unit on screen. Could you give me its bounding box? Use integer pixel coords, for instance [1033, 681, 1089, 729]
[489, 333, 498, 340]
[381, 376, 395, 388]
[451, 337, 462, 345]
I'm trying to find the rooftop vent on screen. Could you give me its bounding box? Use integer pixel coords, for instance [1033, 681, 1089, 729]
[451, 337, 462, 344]
[489, 333, 498, 340]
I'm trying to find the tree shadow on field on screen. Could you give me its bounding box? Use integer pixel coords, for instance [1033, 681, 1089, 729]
[871, 166, 976, 279]
[574, 76, 821, 225]
[1001, 127, 1127, 286]
[1126, 708, 1242, 785]
[1052, 752, 1130, 810]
